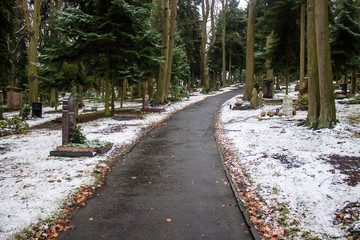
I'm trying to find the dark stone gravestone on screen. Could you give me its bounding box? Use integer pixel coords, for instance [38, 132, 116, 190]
[62, 93, 75, 145]
[341, 83, 347, 95]
[262, 78, 274, 98]
[32, 102, 42, 118]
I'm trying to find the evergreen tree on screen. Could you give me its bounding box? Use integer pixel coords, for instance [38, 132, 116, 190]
[331, 0, 360, 79]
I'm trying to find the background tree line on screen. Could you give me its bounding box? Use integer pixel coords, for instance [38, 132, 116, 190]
[0, 0, 359, 127]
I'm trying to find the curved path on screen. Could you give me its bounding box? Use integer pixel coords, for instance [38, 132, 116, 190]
[59, 88, 253, 240]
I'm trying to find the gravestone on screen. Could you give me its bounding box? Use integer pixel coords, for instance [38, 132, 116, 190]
[7, 88, 23, 110]
[0, 90, 3, 104]
[283, 95, 293, 116]
[250, 88, 260, 107]
[62, 93, 75, 145]
[32, 102, 42, 118]
[143, 92, 149, 109]
[262, 78, 274, 98]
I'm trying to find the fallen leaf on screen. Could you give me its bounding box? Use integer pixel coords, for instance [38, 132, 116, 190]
[132, 177, 137, 179]
[171, 156, 175, 158]
[89, 218, 93, 221]
[166, 218, 172, 222]
[221, 204, 226, 207]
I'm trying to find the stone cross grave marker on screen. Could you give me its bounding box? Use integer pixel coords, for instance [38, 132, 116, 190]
[62, 93, 75, 145]
[283, 95, 293, 116]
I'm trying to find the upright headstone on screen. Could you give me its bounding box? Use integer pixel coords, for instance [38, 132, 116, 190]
[32, 102, 42, 118]
[250, 88, 260, 107]
[7, 88, 23, 110]
[283, 95, 293, 116]
[143, 92, 150, 109]
[62, 93, 75, 145]
[262, 78, 274, 98]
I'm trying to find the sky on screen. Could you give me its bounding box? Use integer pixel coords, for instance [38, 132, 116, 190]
[238, 0, 248, 9]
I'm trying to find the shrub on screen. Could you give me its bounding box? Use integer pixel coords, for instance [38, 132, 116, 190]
[70, 124, 86, 144]
[20, 105, 31, 120]
[0, 115, 29, 135]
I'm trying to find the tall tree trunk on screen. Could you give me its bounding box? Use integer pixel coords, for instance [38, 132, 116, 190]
[200, 0, 209, 88]
[200, 0, 215, 89]
[147, 75, 154, 99]
[351, 70, 357, 94]
[221, 0, 227, 87]
[266, 33, 274, 80]
[228, 52, 232, 86]
[244, 0, 258, 100]
[104, 55, 111, 116]
[155, 0, 170, 103]
[307, 0, 320, 127]
[315, 0, 336, 128]
[164, 0, 178, 100]
[23, 0, 42, 104]
[299, 4, 307, 99]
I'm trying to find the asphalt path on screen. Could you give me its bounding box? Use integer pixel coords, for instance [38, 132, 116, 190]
[59, 87, 253, 240]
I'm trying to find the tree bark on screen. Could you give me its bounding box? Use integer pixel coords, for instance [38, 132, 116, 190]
[351, 70, 357, 94]
[315, 0, 336, 128]
[244, 0, 258, 100]
[23, 0, 43, 104]
[104, 55, 111, 116]
[221, 0, 227, 87]
[228, 52, 232, 86]
[306, 0, 320, 127]
[266, 33, 274, 80]
[155, 0, 170, 103]
[299, 4, 307, 98]
[164, 0, 178, 100]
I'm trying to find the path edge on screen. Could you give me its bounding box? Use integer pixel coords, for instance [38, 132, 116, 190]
[214, 106, 262, 240]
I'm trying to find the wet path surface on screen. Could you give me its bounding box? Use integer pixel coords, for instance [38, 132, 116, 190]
[59, 88, 253, 240]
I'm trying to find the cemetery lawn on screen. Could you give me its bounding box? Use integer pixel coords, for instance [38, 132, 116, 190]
[0, 84, 359, 239]
[0, 87, 235, 240]
[217, 85, 360, 239]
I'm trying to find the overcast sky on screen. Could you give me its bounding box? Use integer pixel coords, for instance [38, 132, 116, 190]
[238, 0, 248, 9]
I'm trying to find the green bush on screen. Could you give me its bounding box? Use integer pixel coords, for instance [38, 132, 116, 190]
[169, 86, 189, 101]
[0, 115, 29, 135]
[70, 124, 86, 144]
[20, 105, 31, 120]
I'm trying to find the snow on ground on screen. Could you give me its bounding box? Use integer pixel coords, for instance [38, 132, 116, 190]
[218, 84, 360, 239]
[0, 87, 235, 240]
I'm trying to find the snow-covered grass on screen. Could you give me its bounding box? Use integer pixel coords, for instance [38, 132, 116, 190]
[218, 84, 360, 239]
[0, 87, 235, 240]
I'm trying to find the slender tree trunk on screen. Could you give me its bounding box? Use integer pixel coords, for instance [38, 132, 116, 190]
[50, 88, 56, 108]
[307, 0, 320, 127]
[244, 0, 258, 100]
[130, 85, 134, 101]
[164, 0, 178, 100]
[104, 55, 111, 116]
[315, 0, 336, 128]
[155, 0, 170, 103]
[266, 33, 274, 80]
[299, 4, 307, 99]
[221, 0, 227, 87]
[111, 76, 115, 114]
[200, 0, 209, 88]
[23, 0, 42, 104]
[351, 70, 357, 94]
[202, 0, 216, 90]
[147, 75, 154, 99]
[228, 52, 232, 86]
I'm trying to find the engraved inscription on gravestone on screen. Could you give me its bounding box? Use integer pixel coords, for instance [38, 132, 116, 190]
[62, 93, 75, 145]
